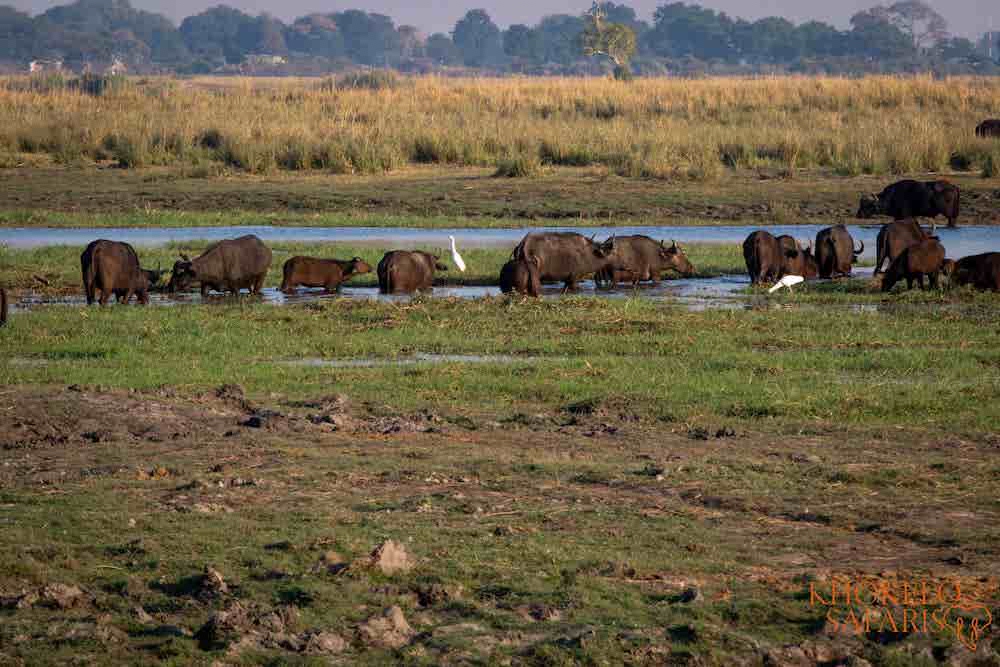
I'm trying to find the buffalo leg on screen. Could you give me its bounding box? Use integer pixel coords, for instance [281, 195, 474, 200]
[98, 288, 110, 306]
[201, 285, 209, 298]
[929, 272, 939, 289]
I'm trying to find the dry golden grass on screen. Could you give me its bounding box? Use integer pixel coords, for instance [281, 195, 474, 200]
[2, 74, 1000, 179]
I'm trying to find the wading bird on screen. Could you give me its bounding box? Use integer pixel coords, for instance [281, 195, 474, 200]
[449, 235, 466, 272]
[768, 274, 804, 294]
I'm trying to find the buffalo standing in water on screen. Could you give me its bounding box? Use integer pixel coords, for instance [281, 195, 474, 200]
[281, 256, 372, 293]
[743, 231, 817, 285]
[952, 253, 1000, 291]
[500, 256, 542, 297]
[873, 219, 928, 275]
[814, 225, 864, 278]
[857, 179, 960, 229]
[0, 287, 7, 327]
[377, 251, 448, 294]
[594, 236, 695, 287]
[80, 239, 159, 306]
[168, 235, 272, 297]
[511, 232, 623, 291]
[881, 238, 946, 291]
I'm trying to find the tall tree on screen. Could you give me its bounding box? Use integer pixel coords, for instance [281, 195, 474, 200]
[883, 1, 948, 51]
[503, 24, 542, 62]
[452, 9, 503, 67]
[581, 2, 637, 71]
[646, 3, 737, 61]
[849, 7, 914, 59]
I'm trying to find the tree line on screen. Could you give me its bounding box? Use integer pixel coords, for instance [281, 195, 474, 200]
[0, 0, 994, 75]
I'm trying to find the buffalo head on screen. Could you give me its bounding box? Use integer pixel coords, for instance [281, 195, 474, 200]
[348, 257, 373, 276]
[659, 239, 695, 276]
[167, 254, 197, 293]
[432, 254, 449, 272]
[856, 193, 882, 219]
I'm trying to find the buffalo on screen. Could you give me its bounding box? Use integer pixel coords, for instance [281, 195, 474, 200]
[743, 231, 784, 285]
[857, 179, 960, 229]
[975, 119, 1000, 138]
[511, 232, 622, 291]
[873, 219, 928, 274]
[167, 235, 272, 297]
[775, 235, 818, 278]
[500, 256, 542, 297]
[80, 239, 155, 306]
[951, 252, 1000, 291]
[280, 256, 372, 293]
[594, 236, 695, 287]
[881, 238, 946, 292]
[377, 251, 448, 294]
[0, 286, 6, 327]
[815, 225, 864, 278]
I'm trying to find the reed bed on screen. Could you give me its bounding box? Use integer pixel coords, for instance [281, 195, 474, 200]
[2, 75, 1000, 180]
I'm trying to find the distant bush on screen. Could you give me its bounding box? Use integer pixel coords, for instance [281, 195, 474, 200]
[494, 155, 542, 178]
[332, 70, 403, 91]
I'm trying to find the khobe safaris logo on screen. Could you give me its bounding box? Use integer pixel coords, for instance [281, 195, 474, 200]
[809, 575, 995, 651]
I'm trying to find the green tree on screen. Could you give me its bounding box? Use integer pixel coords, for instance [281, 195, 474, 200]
[884, 0, 948, 51]
[581, 2, 637, 72]
[426, 33, 461, 65]
[503, 24, 543, 62]
[452, 9, 503, 67]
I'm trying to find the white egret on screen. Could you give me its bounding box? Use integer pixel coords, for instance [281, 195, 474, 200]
[449, 235, 466, 272]
[768, 275, 805, 294]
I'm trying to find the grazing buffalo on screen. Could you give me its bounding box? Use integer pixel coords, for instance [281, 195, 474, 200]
[80, 239, 153, 306]
[0, 287, 6, 327]
[511, 232, 623, 291]
[857, 179, 960, 229]
[377, 251, 447, 294]
[594, 236, 695, 287]
[873, 219, 928, 274]
[881, 238, 946, 292]
[280, 256, 372, 293]
[499, 257, 542, 297]
[952, 253, 1000, 291]
[775, 235, 819, 279]
[975, 119, 1000, 138]
[815, 225, 864, 278]
[167, 235, 272, 297]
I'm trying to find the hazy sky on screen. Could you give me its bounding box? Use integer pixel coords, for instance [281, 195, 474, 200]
[9, 0, 996, 38]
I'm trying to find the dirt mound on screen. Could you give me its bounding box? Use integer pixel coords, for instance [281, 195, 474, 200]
[357, 606, 413, 649]
[357, 540, 414, 575]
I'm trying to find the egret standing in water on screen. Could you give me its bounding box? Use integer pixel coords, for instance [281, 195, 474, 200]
[449, 235, 466, 272]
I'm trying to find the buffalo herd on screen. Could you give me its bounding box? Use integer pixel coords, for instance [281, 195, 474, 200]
[18, 173, 998, 310]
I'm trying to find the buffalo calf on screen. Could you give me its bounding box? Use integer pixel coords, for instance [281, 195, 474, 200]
[881, 238, 946, 292]
[281, 256, 372, 292]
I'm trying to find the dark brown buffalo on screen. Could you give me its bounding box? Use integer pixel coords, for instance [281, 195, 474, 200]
[975, 119, 1000, 138]
[511, 232, 622, 291]
[775, 235, 819, 278]
[167, 235, 272, 296]
[857, 179, 960, 229]
[743, 231, 784, 285]
[499, 256, 542, 297]
[881, 238, 946, 292]
[0, 287, 6, 327]
[377, 251, 447, 294]
[952, 252, 1000, 290]
[280, 256, 372, 292]
[873, 219, 928, 274]
[80, 239, 152, 306]
[815, 225, 864, 278]
[594, 236, 695, 287]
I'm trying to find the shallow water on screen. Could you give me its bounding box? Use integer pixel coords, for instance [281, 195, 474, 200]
[4, 223, 999, 262]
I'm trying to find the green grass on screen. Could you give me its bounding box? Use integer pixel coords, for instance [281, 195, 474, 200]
[1, 298, 999, 664]
[3, 298, 999, 431]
